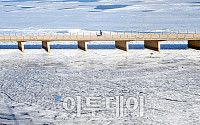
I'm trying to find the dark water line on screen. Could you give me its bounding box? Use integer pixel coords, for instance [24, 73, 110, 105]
[0, 44, 188, 49]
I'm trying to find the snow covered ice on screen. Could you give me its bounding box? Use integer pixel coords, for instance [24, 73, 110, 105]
[0, 0, 200, 124]
[0, 49, 200, 124]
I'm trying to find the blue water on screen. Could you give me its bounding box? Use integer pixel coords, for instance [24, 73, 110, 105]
[0, 44, 188, 49]
[21, 7, 35, 9]
[94, 5, 129, 10]
[142, 10, 155, 13]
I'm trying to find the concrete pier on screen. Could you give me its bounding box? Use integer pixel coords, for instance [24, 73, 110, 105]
[144, 40, 160, 53]
[18, 41, 24, 52]
[78, 41, 88, 51]
[188, 40, 200, 49]
[0, 33, 200, 53]
[42, 41, 50, 52]
[115, 41, 129, 52]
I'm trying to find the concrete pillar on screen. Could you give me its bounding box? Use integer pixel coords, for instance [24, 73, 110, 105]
[115, 41, 129, 52]
[144, 40, 160, 53]
[78, 41, 87, 51]
[42, 41, 50, 52]
[188, 40, 200, 49]
[18, 41, 24, 52]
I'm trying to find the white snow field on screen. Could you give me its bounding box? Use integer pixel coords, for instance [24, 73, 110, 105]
[0, 0, 200, 124]
[0, 49, 200, 124]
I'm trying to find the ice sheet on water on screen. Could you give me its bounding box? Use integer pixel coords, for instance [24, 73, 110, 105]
[0, 0, 200, 32]
[0, 49, 200, 124]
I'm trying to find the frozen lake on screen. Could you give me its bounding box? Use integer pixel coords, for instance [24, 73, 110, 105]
[0, 49, 200, 124]
[0, 0, 200, 124]
[0, 0, 200, 32]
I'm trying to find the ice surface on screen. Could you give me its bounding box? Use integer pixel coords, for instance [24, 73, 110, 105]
[0, 49, 200, 124]
[0, 0, 200, 124]
[0, 0, 200, 32]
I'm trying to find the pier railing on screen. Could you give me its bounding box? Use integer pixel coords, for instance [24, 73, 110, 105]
[0, 33, 200, 41]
